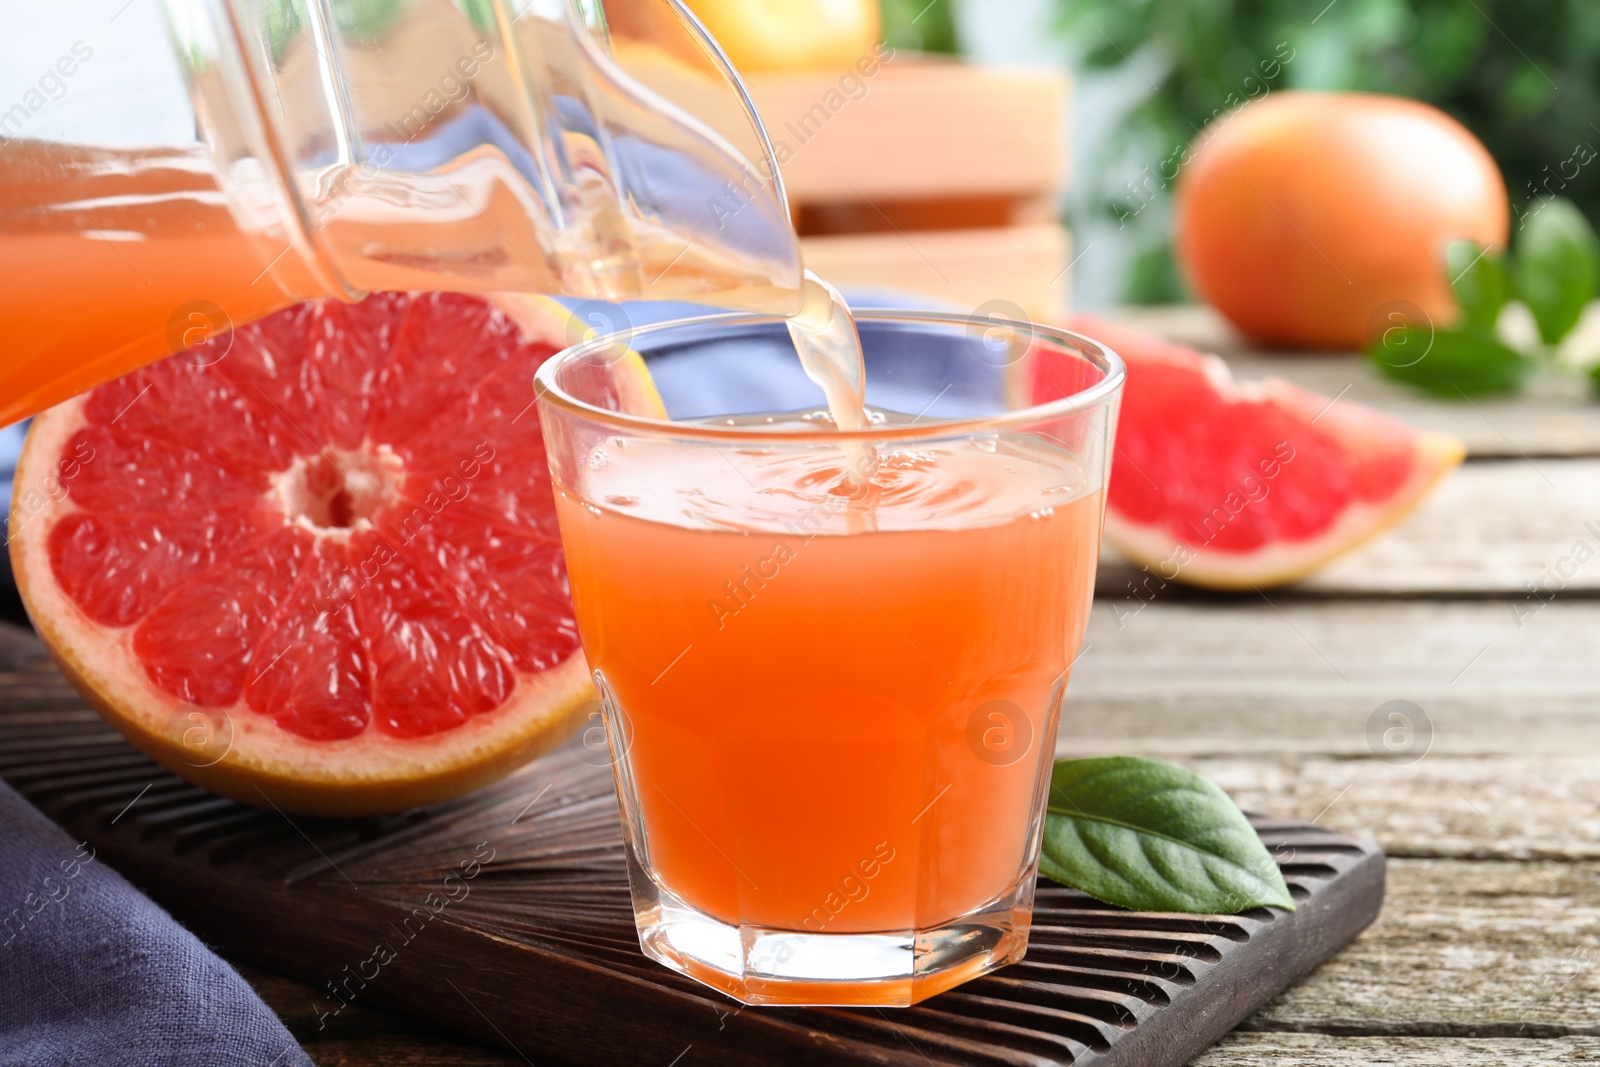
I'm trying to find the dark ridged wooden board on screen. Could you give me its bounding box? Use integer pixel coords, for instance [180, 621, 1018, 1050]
[0, 623, 1384, 1066]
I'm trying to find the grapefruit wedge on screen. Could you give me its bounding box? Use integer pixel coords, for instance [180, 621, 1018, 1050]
[10, 291, 650, 817]
[1033, 316, 1466, 589]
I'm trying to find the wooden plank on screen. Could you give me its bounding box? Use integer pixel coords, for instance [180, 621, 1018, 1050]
[239, 965, 448, 1048]
[1244, 859, 1600, 1036]
[242, 760, 1600, 1055]
[1300, 458, 1589, 595]
[1098, 458, 1600, 597]
[246, 854, 1600, 1065]
[247, 850, 1600, 1063]
[745, 58, 1070, 203]
[1183, 757, 1600, 863]
[1062, 600, 1600, 757]
[1195, 1034, 1600, 1065]
[1099, 305, 1600, 459]
[795, 192, 1060, 236]
[308, 1039, 519, 1066]
[801, 222, 1070, 320]
[239, 964, 521, 1066]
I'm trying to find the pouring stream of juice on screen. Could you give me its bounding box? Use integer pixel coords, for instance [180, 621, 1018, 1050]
[786, 273, 880, 506]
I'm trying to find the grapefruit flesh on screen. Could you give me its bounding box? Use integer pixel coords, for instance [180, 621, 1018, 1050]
[10, 292, 599, 816]
[1037, 316, 1466, 589]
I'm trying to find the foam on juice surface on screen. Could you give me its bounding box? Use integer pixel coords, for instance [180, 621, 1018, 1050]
[574, 431, 1096, 535]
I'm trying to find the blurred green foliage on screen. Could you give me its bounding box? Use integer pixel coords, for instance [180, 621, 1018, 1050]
[880, 0, 960, 55]
[1369, 201, 1599, 397]
[1048, 0, 1600, 303]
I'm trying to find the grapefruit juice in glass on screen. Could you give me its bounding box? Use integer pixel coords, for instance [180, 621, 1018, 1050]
[537, 311, 1123, 1005]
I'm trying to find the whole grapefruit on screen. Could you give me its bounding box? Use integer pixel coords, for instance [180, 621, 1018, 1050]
[1174, 91, 1509, 349]
[684, 0, 881, 73]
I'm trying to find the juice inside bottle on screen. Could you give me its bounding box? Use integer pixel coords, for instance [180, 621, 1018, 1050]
[0, 136, 799, 427]
[0, 144, 314, 428]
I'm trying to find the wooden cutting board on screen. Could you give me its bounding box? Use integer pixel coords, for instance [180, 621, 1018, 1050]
[0, 622, 1383, 1066]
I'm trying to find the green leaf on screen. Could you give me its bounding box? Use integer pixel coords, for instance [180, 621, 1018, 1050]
[1039, 757, 1294, 914]
[1445, 240, 1508, 332]
[1513, 199, 1600, 345]
[1368, 326, 1533, 397]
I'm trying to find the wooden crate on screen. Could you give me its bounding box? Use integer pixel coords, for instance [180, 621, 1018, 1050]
[745, 56, 1072, 320]
[799, 223, 1071, 321]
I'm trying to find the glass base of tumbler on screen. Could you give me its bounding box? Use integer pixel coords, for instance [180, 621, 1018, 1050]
[626, 856, 1036, 1006]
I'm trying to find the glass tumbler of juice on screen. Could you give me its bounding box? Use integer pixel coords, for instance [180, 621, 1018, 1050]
[535, 309, 1123, 1006]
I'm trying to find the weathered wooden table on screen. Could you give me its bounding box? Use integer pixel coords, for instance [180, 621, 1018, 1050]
[22, 305, 1600, 1064]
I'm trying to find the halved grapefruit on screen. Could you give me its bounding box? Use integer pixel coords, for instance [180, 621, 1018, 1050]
[1035, 316, 1466, 589]
[9, 292, 651, 817]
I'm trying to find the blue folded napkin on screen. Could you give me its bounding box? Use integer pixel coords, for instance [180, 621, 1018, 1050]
[0, 779, 312, 1067]
[0, 422, 21, 510]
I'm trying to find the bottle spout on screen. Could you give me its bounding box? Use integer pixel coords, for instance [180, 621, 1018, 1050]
[540, 0, 806, 313]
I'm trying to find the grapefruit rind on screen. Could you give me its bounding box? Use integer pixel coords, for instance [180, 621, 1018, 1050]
[1103, 427, 1465, 590]
[518, 294, 669, 421]
[1080, 321, 1469, 590]
[7, 293, 648, 817]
